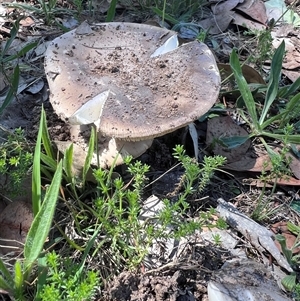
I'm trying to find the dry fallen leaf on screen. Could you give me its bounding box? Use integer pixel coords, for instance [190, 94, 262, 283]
[271, 221, 300, 255]
[206, 116, 250, 163]
[224, 152, 271, 172]
[198, 0, 267, 33]
[235, 0, 268, 24]
[232, 12, 266, 31]
[218, 63, 266, 84]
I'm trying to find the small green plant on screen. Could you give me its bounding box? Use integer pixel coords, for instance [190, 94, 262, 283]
[223, 41, 300, 170]
[83, 145, 226, 272]
[244, 26, 274, 68]
[275, 225, 300, 299]
[151, 0, 203, 26]
[173, 145, 226, 194]
[251, 125, 294, 221]
[9, 0, 68, 25]
[215, 217, 228, 230]
[37, 251, 99, 301]
[212, 233, 222, 246]
[0, 108, 63, 300]
[0, 19, 37, 114]
[0, 127, 33, 197]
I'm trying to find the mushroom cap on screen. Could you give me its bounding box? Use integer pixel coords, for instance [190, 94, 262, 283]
[45, 22, 220, 141]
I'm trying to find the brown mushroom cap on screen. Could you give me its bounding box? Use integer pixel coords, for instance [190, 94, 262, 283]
[45, 22, 220, 141]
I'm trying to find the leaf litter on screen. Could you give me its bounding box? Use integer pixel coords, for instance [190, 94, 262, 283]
[0, 0, 300, 300]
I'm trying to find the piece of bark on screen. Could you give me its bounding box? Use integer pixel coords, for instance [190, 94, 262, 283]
[216, 198, 293, 272]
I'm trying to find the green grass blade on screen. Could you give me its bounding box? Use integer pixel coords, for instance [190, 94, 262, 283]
[259, 41, 285, 124]
[230, 51, 259, 129]
[74, 225, 101, 282]
[262, 131, 300, 144]
[151, 6, 179, 24]
[32, 108, 44, 216]
[219, 136, 250, 149]
[14, 260, 24, 295]
[278, 76, 300, 98]
[280, 93, 300, 128]
[82, 127, 95, 186]
[287, 221, 300, 235]
[40, 153, 57, 170]
[24, 160, 62, 268]
[41, 109, 55, 159]
[0, 65, 19, 115]
[2, 20, 19, 55]
[2, 42, 38, 64]
[0, 258, 13, 286]
[105, 0, 117, 21]
[260, 111, 286, 129]
[0, 276, 12, 292]
[63, 143, 74, 183]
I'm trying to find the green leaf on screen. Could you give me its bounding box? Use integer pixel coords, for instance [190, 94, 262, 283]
[2, 20, 19, 56]
[280, 93, 300, 127]
[260, 111, 286, 129]
[41, 109, 55, 159]
[259, 41, 285, 124]
[40, 153, 57, 170]
[278, 76, 300, 98]
[63, 143, 74, 182]
[32, 107, 43, 216]
[0, 65, 20, 115]
[276, 234, 292, 264]
[2, 42, 38, 64]
[219, 136, 250, 149]
[282, 273, 296, 292]
[0, 257, 14, 286]
[0, 276, 12, 293]
[151, 7, 179, 24]
[82, 126, 95, 186]
[105, 0, 117, 22]
[14, 260, 24, 295]
[230, 50, 259, 129]
[262, 132, 300, 144]
[24, 160, 62, 268]
[287, 221, 300, 236]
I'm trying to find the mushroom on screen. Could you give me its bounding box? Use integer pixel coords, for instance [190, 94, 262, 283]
[45, 22, 220, 169]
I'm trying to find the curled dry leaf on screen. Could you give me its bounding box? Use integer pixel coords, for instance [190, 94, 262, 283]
[0, 201, 33, 255]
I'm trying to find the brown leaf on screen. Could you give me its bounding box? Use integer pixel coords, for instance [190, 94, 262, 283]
[235, 0, 268, 24]
[206, 116, 250, 163]
[224, 152, 271, 172]
[271, 221, 300, 254]
[218, 63, 266, 84]
[288, 151, 300, 179]
[282, 69, 300, 82]
[232, 12, 266, 31]
[198, 0, 242, 33]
